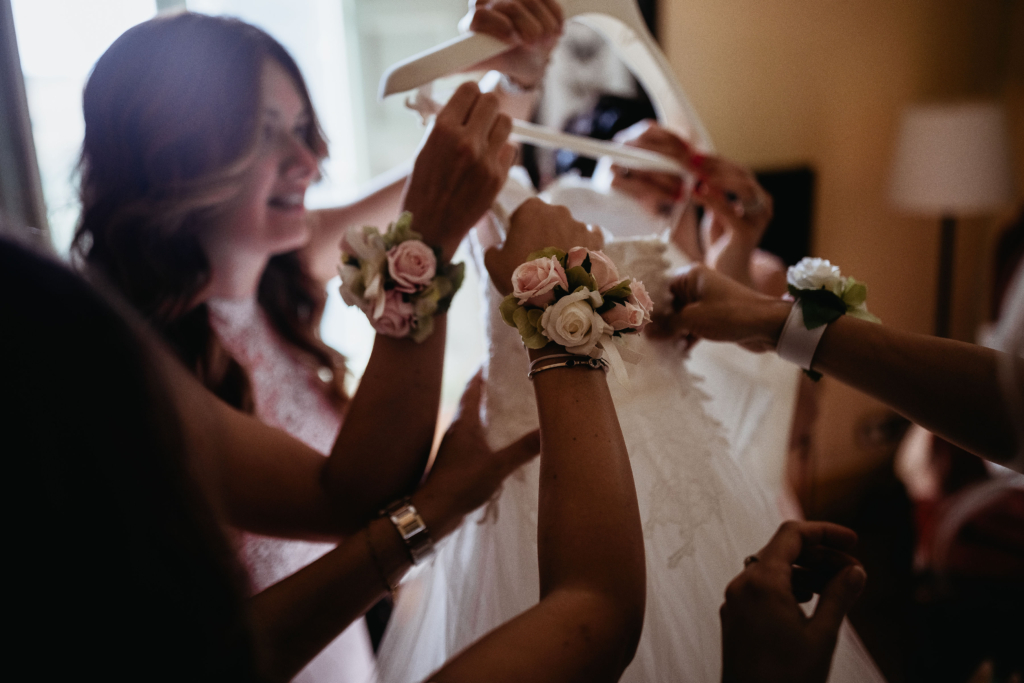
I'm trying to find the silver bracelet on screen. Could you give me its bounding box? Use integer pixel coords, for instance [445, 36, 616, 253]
[775, 302, 828, 371]
[528, 354, 609, 379]
[382, 497, 435, 564]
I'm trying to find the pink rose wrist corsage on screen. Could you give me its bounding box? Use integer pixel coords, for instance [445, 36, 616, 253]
[338, 212, 464, 342]
[500, 246, 651, 383]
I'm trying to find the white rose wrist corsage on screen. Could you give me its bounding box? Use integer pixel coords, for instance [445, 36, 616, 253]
[338, 212, 464, 343]
[778, 257, 880, 380]
[500, 246, 651, 384]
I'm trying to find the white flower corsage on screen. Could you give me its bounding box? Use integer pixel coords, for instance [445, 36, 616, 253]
[338, 212, 464, 343]
[499, 246, 651, 384]
[783, 257, 880, 379]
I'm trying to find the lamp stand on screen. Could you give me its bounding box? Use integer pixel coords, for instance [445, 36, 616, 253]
[935, 214, 956, 338]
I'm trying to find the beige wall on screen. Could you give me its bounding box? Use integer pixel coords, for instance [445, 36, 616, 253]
[661, 0, 1024, 484]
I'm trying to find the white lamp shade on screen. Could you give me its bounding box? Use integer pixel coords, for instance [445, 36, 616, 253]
[889, 102, 1015, 216]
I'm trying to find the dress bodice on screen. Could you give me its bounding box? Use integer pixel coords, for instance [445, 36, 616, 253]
[207, 297, 376, 683]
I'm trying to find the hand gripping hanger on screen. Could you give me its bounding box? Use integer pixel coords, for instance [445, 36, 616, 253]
[378, 0, 715, 175]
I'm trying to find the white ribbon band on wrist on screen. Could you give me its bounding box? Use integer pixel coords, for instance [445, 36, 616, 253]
[776, 302, 828, 371]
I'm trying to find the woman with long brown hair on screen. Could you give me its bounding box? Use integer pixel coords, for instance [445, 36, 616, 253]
[69, 6, 562, 679]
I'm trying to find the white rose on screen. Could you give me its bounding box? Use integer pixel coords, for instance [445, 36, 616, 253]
[343, 225, 387, 266]
[539, 289, 611, 357]
[787, 257, 844, 295]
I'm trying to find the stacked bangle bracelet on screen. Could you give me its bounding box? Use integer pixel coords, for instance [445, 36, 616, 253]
[528, 353, 610, 380]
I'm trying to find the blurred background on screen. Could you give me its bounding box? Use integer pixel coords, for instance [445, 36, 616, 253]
[2, 1, 1022, 681]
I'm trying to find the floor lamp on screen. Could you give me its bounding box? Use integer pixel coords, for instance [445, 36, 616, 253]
[889, 102, 1014, 338]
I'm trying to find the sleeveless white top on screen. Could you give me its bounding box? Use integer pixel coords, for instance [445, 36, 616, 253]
[208, 297, 377, 683]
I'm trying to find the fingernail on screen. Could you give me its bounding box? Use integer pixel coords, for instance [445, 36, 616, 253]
[847, 566, 867, 592]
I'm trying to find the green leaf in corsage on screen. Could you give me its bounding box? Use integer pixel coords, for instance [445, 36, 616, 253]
[600, 279, 633, 303]
[382, 211, 421, 248]
[409, 314, 434, 344]
[499, 293, 521, 327]
[565, 266, 598, 293]
[513, 306, 548, 349]
[795, 288, 848, 330]
[526, 247, 567, 263]
[840, 278, 881, 323]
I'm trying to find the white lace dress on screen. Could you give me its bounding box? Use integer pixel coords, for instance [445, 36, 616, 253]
[376, 181, 884, 682]
[208, 297, 377, 683]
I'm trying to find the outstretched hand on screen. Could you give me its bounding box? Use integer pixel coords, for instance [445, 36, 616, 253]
[649, 264, 790, 352]
[720, 521, 868, 683]
[415, 372, 540, 538]
[462, 0, 564, 89]
[610, 120, 772, 234]
[484, 198, 604, 296]
[402, 82, 516, 262]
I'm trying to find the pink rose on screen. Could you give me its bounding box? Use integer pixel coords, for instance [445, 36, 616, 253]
[601, 302, 647, 331]
[628, 278, 654, 317]
[512, 256, 568, 307]
[372, 290, 415, 338]
[567, 247, 621, 292]
[387, 240, 437, 293]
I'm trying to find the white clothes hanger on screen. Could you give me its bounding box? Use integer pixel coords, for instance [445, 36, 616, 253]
[379, 0, 714, 173]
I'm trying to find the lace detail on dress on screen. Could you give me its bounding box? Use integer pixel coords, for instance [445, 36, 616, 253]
[208, 297, 340, 455]
[378, 184, 884, 683]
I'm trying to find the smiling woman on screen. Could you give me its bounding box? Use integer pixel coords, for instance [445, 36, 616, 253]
[66, 8, 522, 681]
[199, 59, 321, 301]
[72, 12, 345, 410]
[69, 13, 370, 681]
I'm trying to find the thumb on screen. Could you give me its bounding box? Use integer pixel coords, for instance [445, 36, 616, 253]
[499, 429, 541, 474]
[455, 370, 485, 421]
[811, 564, 866, 635]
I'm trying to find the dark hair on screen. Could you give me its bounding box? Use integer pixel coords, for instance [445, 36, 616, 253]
[72, 12, 345, 411]
[3, 237, 258, 680]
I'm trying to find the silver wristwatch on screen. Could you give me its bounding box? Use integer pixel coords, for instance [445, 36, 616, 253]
[383, 498, 435, 564]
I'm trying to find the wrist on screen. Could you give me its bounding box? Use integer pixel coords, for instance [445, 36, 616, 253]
[762, 300, 793, 348]
[527, 343, 568, 361]
[410, 486, 464, 542]
[401, 213, 457, 263]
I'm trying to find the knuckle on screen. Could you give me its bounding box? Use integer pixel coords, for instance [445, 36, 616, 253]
[454, 140, 477, 160]
[723, 578, 745, 603]
[778, 520, 802, 537]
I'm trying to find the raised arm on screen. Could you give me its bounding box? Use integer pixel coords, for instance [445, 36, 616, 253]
[305, 1, 564, 528]
[431, 199, 645, 683]
[301, 0, 564, 289]
[317, 81, 515, 530]
[663, 265, 1024, 469]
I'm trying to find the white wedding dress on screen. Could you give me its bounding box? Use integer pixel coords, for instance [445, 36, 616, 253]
[376, 174, 884, 682]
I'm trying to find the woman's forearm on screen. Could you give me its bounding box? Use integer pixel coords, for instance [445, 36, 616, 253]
[247, 480, 466, 682]
[430, 348, 645, 683]
[322, 317, 447, 529]
[248, 516, 407, 682]
[530, 348, 645, 613]
[813, 315, 1021, 464]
